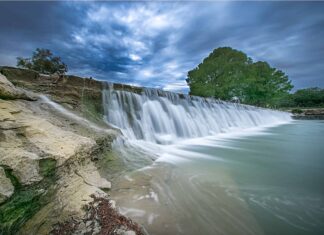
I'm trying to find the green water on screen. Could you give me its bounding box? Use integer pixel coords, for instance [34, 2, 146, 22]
[111, 120, 324, 235]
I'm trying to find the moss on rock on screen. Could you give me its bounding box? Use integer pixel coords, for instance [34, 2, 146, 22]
[39, 159, 57, 177]
[1, 166, 21, 190]
[81, 90, 104, 123]
[0, 166, 57, 235]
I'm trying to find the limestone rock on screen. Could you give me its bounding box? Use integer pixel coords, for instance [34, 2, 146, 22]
[24, 118, 96, 166]
[0, 148, 42, 185]
[0, 99, 96, 185]
[0, 73, 19, 99]
[115, 227, 136, 235]
[21, 165, 109, 235]
[76, 164, 111, 190]
[0, 76, 118, 234]
[0, 167, 14, 203]
[110, 199, 116, 209]
[0, 73, 36, 100]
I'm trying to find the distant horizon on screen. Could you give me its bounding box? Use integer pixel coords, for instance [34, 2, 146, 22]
[0, 1, 323, 93]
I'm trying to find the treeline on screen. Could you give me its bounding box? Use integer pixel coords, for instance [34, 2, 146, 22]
[279, 87, 324, 108]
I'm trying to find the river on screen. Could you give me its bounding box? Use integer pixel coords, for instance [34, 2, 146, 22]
[109, 120, 324, 235]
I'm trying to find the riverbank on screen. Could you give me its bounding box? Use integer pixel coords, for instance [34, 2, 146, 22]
[289, 108, 324, 120]
[0, 70, 145, 234]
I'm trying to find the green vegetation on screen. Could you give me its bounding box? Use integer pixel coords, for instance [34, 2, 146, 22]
[39, 158, 57, 177]
[17, 48, 67, 75]
[81, 91, 104, 123]
[1, 166, 21, 191]
[186, 47, 293, 107]
[278, 87, 324, 108]
[0, 186, 43, 235]
[0, 161, 57, 235]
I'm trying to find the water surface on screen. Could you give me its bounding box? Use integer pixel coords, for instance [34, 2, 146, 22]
[111, 120, 324, 235]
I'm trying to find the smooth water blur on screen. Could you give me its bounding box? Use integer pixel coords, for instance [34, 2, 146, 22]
[111, 120, 324, 235]
[102, 84, 322, 234]
[102, 84, 291, 144]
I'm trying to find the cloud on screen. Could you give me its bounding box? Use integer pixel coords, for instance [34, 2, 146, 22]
[129, 53, 141, 61]
[0, 1, 323, 92]
[163, 81, 189, 93]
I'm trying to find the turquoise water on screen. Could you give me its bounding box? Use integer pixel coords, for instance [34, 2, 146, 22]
[112, 120, 324, 235]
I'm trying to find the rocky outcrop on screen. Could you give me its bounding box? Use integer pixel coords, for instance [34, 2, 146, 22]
[0, 73, 122, 234]
[291, 108, 324, 120]
[0, 167, 14, 203]
[0, 70, 145, 235]
[0, 66, 104, 123]
[0, 98, 97, 185]
[76, 165, 112, 190]
[0, 73, 36, 101]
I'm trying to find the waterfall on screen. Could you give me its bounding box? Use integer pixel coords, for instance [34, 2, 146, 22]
[40, 95, 112, 134]
[102, 83, 291, 144]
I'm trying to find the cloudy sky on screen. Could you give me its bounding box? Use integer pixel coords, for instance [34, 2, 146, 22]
[0, 1, 323, 93]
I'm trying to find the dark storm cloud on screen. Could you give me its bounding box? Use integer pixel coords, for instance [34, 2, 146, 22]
[0, 1, 323, 92]
[0, 2, 84, 63]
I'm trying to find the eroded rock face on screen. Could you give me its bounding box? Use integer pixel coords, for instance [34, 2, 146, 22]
[0, 72, 122, 234]
[0, 167, 14, 203]
[24, 165, 108, 233]
[24, 118, 96, 166]
[0, 73, 20, 99]
[0, 99, 96, 185]
[0, 73, 36, 101]
[76, 164, 111, 190]
[0, 149, 42, 185]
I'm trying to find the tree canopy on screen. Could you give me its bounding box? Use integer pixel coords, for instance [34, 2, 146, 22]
[186, 47, 293, 107]
[278, 87, 324, 108]
[17, 48, 68, 75]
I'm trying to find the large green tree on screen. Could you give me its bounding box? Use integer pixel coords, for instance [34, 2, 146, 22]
[186, 47, 293, 107]
[17, 48, 68, 75]
[244, 61, 293, 106]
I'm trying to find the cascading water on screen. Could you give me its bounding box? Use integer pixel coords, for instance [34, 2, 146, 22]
[102, 83, 324, 235]
[102, 83, 291, 144]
